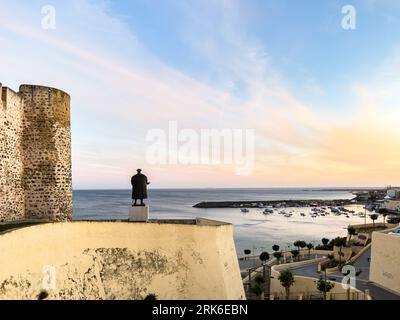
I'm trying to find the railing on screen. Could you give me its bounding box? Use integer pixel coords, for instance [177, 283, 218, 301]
[269, 291, 324, 300]
[267, 290, 367, 301]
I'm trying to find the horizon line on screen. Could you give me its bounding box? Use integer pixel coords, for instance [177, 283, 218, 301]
[72, 186, 388, 191]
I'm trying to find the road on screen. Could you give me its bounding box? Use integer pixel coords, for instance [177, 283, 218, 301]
[290, 248, 400, 300]
[239, 253, 326, 279]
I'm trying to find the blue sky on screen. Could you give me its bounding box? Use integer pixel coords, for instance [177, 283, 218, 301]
[1, 0, 400, 188]
[109, 0, 398, 112]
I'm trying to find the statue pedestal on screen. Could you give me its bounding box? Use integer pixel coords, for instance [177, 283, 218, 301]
[129, 205, 149, 222]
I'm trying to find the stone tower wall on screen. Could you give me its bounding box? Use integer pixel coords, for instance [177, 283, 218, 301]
[0, 83, 72, 222]
[19, 85, 72, 221]
[0, 86, 25, 222]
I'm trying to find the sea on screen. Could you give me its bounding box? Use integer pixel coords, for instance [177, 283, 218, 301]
[73, 188, 368, 256]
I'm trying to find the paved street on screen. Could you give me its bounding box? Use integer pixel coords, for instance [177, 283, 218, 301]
[290, 248, 400, 300]
[239, 253, 326, 278]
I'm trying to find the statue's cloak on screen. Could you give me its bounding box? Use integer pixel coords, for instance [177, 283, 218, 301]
[131, 173, 148, 199]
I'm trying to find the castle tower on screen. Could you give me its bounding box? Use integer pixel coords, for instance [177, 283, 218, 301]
[0, 84, 26, 222]
[19, 85, 72, 221]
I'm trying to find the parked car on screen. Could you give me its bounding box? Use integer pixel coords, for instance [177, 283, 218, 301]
[388, 229, 400, 236]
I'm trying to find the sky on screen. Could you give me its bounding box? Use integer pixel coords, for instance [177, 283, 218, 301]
[0, 0, 400, 189]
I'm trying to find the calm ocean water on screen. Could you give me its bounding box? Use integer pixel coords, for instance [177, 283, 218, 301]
[73, 188, 366, 255]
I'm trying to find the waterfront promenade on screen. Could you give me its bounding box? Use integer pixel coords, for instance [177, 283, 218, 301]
[289, 247, 400, 300]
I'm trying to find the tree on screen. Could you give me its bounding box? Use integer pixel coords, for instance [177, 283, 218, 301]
[299, 241, 307, 250]
[347, 226, 357, 244]
[259, 252, 270, 264]
[306, 243, 314, 258]
[278, 269, 295, 300]
[293, 240, 301, 252]
[316, 277, 335, 300]
[272, 245, 280, 252]
[244, 249, 251, 260]
[273, 251, 283, 264]
[322, 238, 330, 247]
[333, 237, 347, 264]
[293, 240, 306, 257]
[290, 249, 300, 261]
[370, 214, 379, 229]
[251, 283, 264, 299]
[255, 275, 265, 284]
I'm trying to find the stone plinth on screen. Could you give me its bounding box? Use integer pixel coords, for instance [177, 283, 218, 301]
[129, 205, 149, 222]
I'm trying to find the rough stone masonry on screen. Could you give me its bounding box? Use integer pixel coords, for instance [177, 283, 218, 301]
[0, 82, 72, 222]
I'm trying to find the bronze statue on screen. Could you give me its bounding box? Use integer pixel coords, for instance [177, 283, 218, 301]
[131, 169, 150, 206]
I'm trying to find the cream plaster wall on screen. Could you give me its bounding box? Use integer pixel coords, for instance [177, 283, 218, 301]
[0, 220, 245, 300]
[370, 231, 400, 294]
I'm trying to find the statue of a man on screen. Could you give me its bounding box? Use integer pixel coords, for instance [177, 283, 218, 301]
[131, 169, 150, 206]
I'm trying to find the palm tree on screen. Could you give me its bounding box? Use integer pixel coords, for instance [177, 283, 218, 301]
[253, 276, 265, 299]
[272, 244, 280, 252]
[255, 275, 265, 285]
[293, 240, 306, 259]
[278, 269, 295, 300]
[333, 237, 347, 264]
[259, 252, 270, 264]
[251, 283, 264, 300]
[293, 240, 301, 252]
[322, 238, 330, 248]
[293, 240, 303, 254]
[290, 249, 300, 261]
[244, 249, 251, 260]
[347, 226, 357, 244]
[370, 214, 379, 229]
[298, 241, 307, 258]
[273, 251, 283, 264]
[316, 277, 335, 300]
[306, 243, 314, 258]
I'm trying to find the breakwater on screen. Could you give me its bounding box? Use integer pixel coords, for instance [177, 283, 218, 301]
[193, 199, 356, 208]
